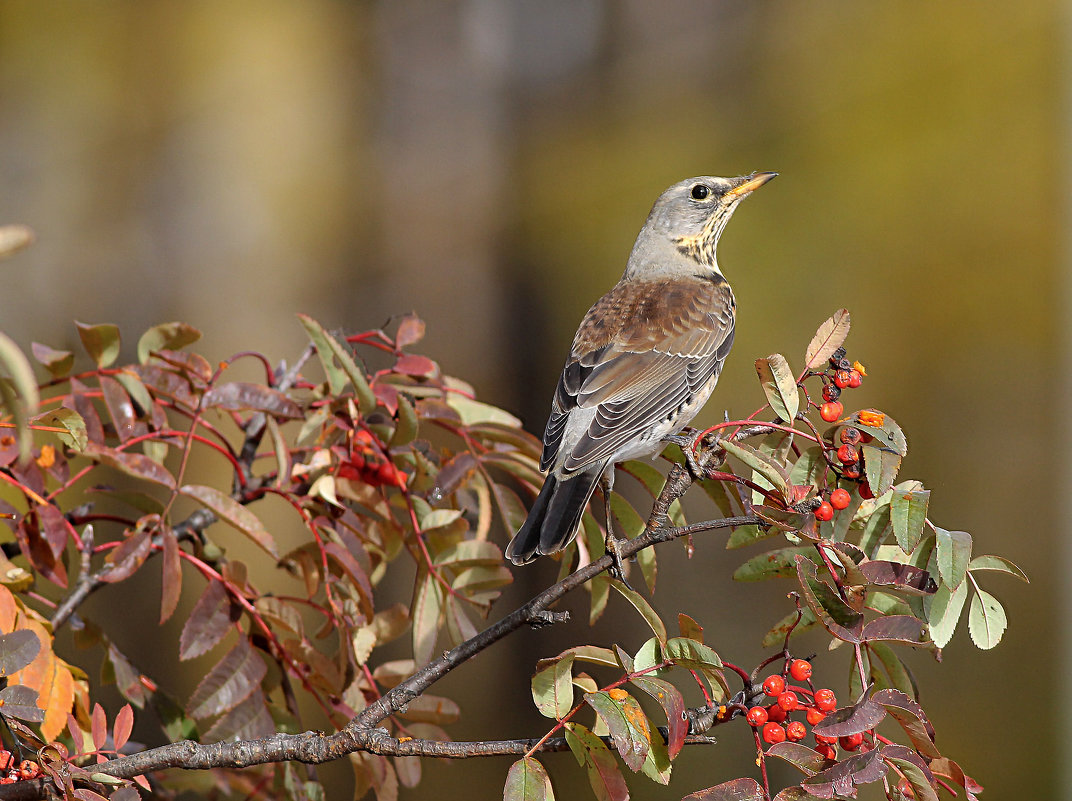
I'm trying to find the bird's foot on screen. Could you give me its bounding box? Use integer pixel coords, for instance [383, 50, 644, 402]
[663, 428, 715, 480]
[605, 533, 635, 592]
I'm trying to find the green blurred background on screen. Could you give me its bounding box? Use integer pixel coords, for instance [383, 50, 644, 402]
[0, 1, 1058, 798]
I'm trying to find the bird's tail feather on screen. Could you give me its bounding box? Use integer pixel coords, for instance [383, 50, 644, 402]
[506, 468, 602, 565]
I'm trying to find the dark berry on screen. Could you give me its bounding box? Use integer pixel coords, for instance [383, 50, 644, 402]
[839, 427, 861, 445]
[762, 675, 786, 696]
[814, 501, 834, 521]
[822, 383, 841, 402]
[839, 733, 864, 751]
[786, 721, 807, 741]
[789, 659, 812, 681]
[829, 347, 847, 364]
[836, 357, 852, 371]
[837, 444, 859, 464]
[834, 370, 852, 389]
[842, 462, 862, 479]
[829, 488, 851, 510]
[814, 689, 837, 712]
[762, 722, 786, 744]
[746, 706, 768, 727]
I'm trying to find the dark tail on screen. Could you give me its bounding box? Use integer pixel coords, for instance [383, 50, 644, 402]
[506, 468, 602, 565]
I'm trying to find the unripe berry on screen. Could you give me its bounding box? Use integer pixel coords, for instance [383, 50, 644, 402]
[839, 733, 864, 751]
[786, 721, 807, 741]
[746, 706, 768, 727]
[762, 675, 786, 697]
[814, 689, 837, 712]
[765, 703, 787, 723]
[829, 488, 851, 510]
[762, 722, 786, 744]
[815, 744, 837, 761]
[806, 708, 825, 726]
[839, 427, 861, 445]
[822, 383, 841, 402]
[819, 401, 843, 423]
[789, 659, 812, 681]
[814, 501, 834, 521]
[837, 444, 859, 464]
[776, 691, 799, 712]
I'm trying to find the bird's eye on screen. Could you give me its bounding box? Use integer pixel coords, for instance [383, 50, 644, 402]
[690, 184, 710, 200]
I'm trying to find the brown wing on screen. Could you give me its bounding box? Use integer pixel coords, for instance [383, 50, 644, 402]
[541, 274, 735, 474]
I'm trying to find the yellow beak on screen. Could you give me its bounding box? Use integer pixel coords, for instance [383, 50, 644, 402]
[725, 171, 778, 199]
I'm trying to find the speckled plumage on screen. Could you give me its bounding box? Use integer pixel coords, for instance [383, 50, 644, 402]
[506, 172, 775, 566]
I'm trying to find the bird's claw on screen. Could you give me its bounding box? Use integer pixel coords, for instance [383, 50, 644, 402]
[663, 429, 712, 480]
[605, 534, 635, 592]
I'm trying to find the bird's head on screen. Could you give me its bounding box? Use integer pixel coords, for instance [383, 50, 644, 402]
[625, 172, 776, 277]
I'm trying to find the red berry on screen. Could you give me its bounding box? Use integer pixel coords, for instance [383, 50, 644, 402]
[815, 744, 837, 761]
[847, 370, 862, 388]
[814, 733, 836, 745]
[746, 706, 768, 727]
[776, 691, 799, 712]
[834, 370, 852, 389]
[814, 689, 837, 712]
[897, 778, 916, 798]
[829, 488, 851, 510]
[806, 708, 825, 726]
[762, 675, 786, 696]
[839, 733, 864, 751]
[822, 383, 841, 402]
[765, 702, 787, 723]
[842, 462, 862, 479]
[836, 444, 859, 464]
[786, 721, 807, 741]
[819, 401, 843, 422]
[761, 722, 786, 744]
[814, 501, 834, 521]
[17, 761, 38, 780]
[839, 427, 862, 445]
[858, 481, 875, 500]
[789, 659, 812, 681]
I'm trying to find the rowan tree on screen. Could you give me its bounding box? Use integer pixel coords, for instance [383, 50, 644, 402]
[0, 228, 1024, 801]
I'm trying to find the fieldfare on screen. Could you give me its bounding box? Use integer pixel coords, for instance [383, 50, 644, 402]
[506, 172, 776, 567]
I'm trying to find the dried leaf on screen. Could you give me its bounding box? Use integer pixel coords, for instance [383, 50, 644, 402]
[187, 638, 267, 719]
[179, 580, 239, 661]
[804, 309, 850, 370]
[85, 442, 175, 489]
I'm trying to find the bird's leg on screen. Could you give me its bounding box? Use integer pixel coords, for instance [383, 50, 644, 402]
[601, 470, 632, 589]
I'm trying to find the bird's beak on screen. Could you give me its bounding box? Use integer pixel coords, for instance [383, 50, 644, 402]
[724, 171, 778, 200]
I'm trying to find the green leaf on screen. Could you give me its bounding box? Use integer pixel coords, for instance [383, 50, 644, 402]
[297, 314, 376, 414]
[30, 342, 74, 379]
[75, 321, 121, 368]
[411, 569, 443, 666]
[856, 503, 891, 557]
[640, 722, 672, 785]
[890, 489, 929, 553]
[585, 690, 651, 772]
[32, 407, 87, 452]
[391, 393, 419, 446]
[967, 555, 1029, 582]
[720, 439, 791, 501]
[926, 580, 968, 648]
[137, 322, 202, 364]
[503, 757, 554, 801]
[867, 642, 917, 698]
[565, 724, 628, 801]
[967, 587, 1007, 649]
[804, 309, 850, 370]
[531, 655, 574, 720]
[733, 547, 817, 581]
[0, 332, 39, 463]
[630, 676, 687, 760]
[761, 606, 819, 648]
[446, 395, 523, 427]
[933, 527, 971, 589]
[609, 579, 667, 644]
[180, 484, 279, 558]
[755, 354, 800, 421]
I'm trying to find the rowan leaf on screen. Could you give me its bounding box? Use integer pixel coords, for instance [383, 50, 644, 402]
[933, 527, 971, 589]
[0, 332, 40, 463]
[891, 489, 930, 553]
[532, 655, 574, 720]
[756, 354, 800, 421]
[0, 630, 40, 676]
[630, 676, 687, 759]
[298, 315, 376, 414]
[609, 579, 666, 644]
[187, 638, 267, 719]
[682, 777, 766, 801]
[203, 382, 301, 419]
[503, 757, 554, 801]
[585, 689, 651, 772]
[84, 442, 175, 489]
[137, 322, 202, 364]
[968, 587, 1007, 650]
[411, 569, 443, 666]
[804, 309, 850, 370]
[967, 554, 1028, 582]
[926, 579, 969, 648]
[872, 689, 939, 758]
[766, 742, 828, 776]
[564, 723, 629, 801]
[112, 704, 134, 750]
[75, 321, 120, 368]
[0, 684, 43, 722]
[812, 695, 886, 738]
[179, 580, 239, 661]
[180, 484, 278, 559]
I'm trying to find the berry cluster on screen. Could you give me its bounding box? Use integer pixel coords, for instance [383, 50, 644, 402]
[745, 659, 860, 761]
[336, 429, 408, 489]
[0, 751, 40, 784]
[817, 347, 864, 423]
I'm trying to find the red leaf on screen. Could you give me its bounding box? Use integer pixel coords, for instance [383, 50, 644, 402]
[112, 704, 133, 750]
[160, 529, 182, 624]
[861, 615, 929, 645]
[34, 505, 73, 560]
[564, 723, 629, 801]
[203, 382, 301, 419]
[395, 314, 425, 348]
[99, 375, 138, 443]
[629, 676, 687, 759]
[91, 702, 107, 750]
[101, 529, 153, 583]
[179, 484, 278, 558]
[85, 442, 176, 489]
[186, 638, 267, 719]
[393, 354, 438, 378]
[803, 748, 887, 796]
[15, 514, 67, 587]
[180, 580, 239, 661]
[812, 694, 886, 738]
[682, 777, 766, 800]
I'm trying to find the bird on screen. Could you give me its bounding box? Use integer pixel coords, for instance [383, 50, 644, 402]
[505, 171, 776, 567]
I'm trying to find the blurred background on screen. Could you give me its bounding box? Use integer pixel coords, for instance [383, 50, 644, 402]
[0, 1, 1059, 798]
